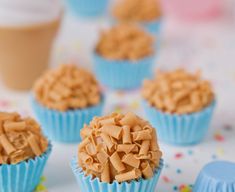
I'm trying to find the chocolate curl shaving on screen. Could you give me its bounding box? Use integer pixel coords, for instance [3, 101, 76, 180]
[48, 91, 63, 101]
[68, 98, 88, 109]
[25, 118, 41, 134]
[134, 154, 151, 160]
[78, 137, 90, 152]
[101, 125, 122, 139]
[150, 129, 159, 151]
[0, 154, 3, 164]
[131, 145, 139, 153]
[90, 134, 97, 148]
[85, 143, 97, 156]
[132, 125, 142, 132]
[139, 140, 150, 156]
[120, 112, 137, 127]
[122, 153, 140, 168]
[96, 136, 104, 145]
[122, 125, 131, 144]
[40, 138, 48, 153]
[115, 168, 141, 182]
[0, 121, 4, 135]
[141, 162, 153, 179]
[110, 136, 118, 145]
[53, 83, 72, 98]
[88, 163, 102, 172]
[100, 133, 115, 151]
[132, 130, 152, 141]
[110, 152, 125, 172]
[149, 151, 162, 164]
[80, 127, 92, 140]
[96, 142, 108, 153]
[0, 112, 19, 121]
[117, 144, 136, 154]
[99, 118, 116, 126]
[10, 149, 26, 164]
[101, 161, 111, 183]
[142, 125, 153, 131]
[0, 134, 16, 155]
[79, 152, 93, 165]
[97, 149, 109, 164]
[4, 121, 26, 132]
[85, 169, 97, 178]
[27, 134, 42, 156]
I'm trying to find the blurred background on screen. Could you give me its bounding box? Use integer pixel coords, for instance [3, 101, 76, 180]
[53, 0, 235, 69]
[1, 0, 235, 191]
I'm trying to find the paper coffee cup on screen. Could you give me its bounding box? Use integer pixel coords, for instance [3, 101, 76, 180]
[0, 18, 60, 90]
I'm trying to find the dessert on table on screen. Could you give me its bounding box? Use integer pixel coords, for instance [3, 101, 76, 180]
[71, 112, 163, 192]
[93, 24, 155, 90]
[142, 69, 216, 145]
[31, 64, 105, 143]
[0, 112, 51, 192]
[112, 0, 162, 33]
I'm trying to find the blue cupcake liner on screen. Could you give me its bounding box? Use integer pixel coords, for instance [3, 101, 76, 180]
[140, 19, 162, 50]
[110, 17, 162, 35]
[0, 144, 52, 192]
[66, 0, 108, 17]
[194, 161, 235, 192]
[70, 157, 163, 192]
[93, 53, 155, 90]
[31, 96, 105, 143]
[143, 100, 216, 145]
[140, 18, 162, 34]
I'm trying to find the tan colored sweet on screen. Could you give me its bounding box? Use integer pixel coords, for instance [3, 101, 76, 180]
[142, 69, 214, 114]
[78, 112, 162, 183]
[96, 24, 154, 61]
[33, 64, 101, 111]
[113, 0, 162, 22]
[0, 112, 48, 164]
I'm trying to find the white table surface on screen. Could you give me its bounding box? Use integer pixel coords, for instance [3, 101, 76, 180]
[1, 4, 235, 191]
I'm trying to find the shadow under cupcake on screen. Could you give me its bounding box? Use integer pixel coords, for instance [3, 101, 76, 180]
[93, 24, 156, 90]
[71, 112, 163, 192]
[0, 112, 51, 192]
[31, 64, 105, 143]
[142, 69, 216, 146]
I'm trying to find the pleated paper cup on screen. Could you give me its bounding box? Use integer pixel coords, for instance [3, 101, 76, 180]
[66, 0, 109, 17]
[93, 53, 155, 90]
[194, 161, 235, 192]
[111, 18, 162, 35]
[143, 100, 216, 145]
[31, 95, 105, 143]
[70, 157, 163, 192]
[140, 18, 162, 34]
[0, 144, 52, 192]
